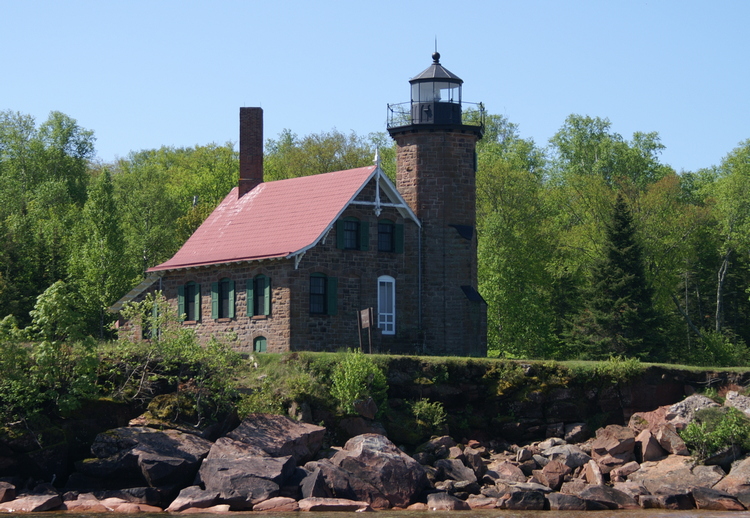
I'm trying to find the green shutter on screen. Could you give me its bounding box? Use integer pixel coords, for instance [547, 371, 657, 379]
[263, 277, 271, 315]
[177, 285, 185, 321]
[395, 224, 404, 253]
[336, 220, 345, 249]
[228, 280, 235, 319]
[195, 283, 201, 321]
[246, 279, 254, 316]
[327, 276, 338, 315]
[359, 221, 369, 250]
[211, 282, 219, 319]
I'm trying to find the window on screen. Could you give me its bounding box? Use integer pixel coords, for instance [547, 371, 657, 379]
[378, 220, 404, 253]
[378, 275, 396, 335]
[378, 220, 394, 252]
[253, 336, 267, 353]
[337, 218, 368, 251]
[310, 273, 338, 315]
[247, 275, 271, 316]
[343, 220, 359, 249]
[211, 278, 235, 319]
[178, 282, 201, 321]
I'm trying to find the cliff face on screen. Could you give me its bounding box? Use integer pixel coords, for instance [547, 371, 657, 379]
[379, 358, 750, 446]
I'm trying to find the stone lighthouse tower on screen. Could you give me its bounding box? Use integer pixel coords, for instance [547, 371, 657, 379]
[388, 53, 487, 357]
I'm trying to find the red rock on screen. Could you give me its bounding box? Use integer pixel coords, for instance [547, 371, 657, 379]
[298, 497, 373, 512]
[252, 496, 299, 512]
[654, 423, 689, 455]
[635, 429, 666, 462]
[0, 494, 62, 512]
[693, 486, 745, 510]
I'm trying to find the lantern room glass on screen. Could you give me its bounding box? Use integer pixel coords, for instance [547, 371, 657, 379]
[412, 81, 461, 104]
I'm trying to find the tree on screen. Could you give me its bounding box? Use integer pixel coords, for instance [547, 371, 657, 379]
[476, 115, 555, 357]
[69, 168, 134, 336]
[567, 193, 660, 359]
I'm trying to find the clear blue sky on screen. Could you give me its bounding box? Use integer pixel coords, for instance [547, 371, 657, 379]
[2, 0, 748, 173]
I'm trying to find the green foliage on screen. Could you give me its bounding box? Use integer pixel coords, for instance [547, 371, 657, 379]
[330, 349, 388, 416]
[411, 398, 447, 435]
[567, 193, 660, 359]
[237, 377, 285, 417]
[680, 406, 750, 462]
[692, 330, 750, 367]
[482, 360, 527, 396]
[110, 293, 241, 422]
[28, 280, 86, 343]
[593, 355, 644, 383]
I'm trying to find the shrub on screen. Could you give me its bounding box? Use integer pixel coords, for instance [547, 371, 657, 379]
[680, 406, 750, 462]
[330, 349, 388, 416]
[411, 398, 447, 435]
[594, 355, 644, 383]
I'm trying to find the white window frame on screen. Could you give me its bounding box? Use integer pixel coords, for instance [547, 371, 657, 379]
[377, 275, 396, 335]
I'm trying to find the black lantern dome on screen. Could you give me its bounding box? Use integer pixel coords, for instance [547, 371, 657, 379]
[409, 52, 463, 125]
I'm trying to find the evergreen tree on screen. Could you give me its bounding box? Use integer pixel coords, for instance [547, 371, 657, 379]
[567, 192, 660, 359]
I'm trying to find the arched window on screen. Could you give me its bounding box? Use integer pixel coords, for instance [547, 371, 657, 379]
[253, 336, 267, 353]
[178, 281, 201, 322]
[378, 275, 396, 335]
[211, 278, 235, 319]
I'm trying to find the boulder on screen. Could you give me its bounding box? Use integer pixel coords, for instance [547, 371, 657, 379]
[538, 460, 571, 491]
[304, 459, 389, 508]
[665, 394, 720, 430]
[166, 485, 219, 512]
[610, 460, 640, 481]
[543, 444, 591, 469]
[628, 405, 669, 433]
[81, 426, 212, 488]
[591, 424, 635, 473]
[584, 459, 604, 485]
[564, 422, 590, 443]
[639, 493, 694, 509]
[331, 434, 428, 508]
[724, 391, 750, 418]
[462, 446, 487, 479]
[181, 504, 231, 513]
[486, 461, 526, 483]
[714, 456, 750, 496]
[435, 458, 477, 483]
[427, 492, 471, 510]
[547, 492, 587, 510]
[465, 494, 497, 509]
[635, 429, 666, 462]
[252, 496, 300, 512]
[298, 497, 372, 512]
[224, 413, 326, 463]
[629, 455, 718, 494]
[692, 486, 746, 510]
[196, 455, 296, 509]
[497, 490, 546, 510]
[579, 485, 638, 509]
[0, 481, 15, 503]
[654, 423, 689, 455]
[0, 494, 62, 512]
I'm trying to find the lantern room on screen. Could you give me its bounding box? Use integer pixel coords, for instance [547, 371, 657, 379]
[409, 52, 463, 125]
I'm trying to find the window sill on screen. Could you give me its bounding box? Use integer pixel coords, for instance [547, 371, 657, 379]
[251, 315, 268, 321]
[216, 318, 233, 323]
[183, 320, 199, 326]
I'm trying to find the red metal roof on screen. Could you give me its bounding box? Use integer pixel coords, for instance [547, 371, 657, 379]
[148, 165, 377, 272]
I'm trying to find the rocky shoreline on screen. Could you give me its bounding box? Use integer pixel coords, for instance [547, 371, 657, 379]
[2, 393, 750, 513]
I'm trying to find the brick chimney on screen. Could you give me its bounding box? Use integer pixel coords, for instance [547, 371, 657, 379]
[239, 107, 263, 197]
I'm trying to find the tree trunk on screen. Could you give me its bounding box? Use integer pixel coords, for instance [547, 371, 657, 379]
[715, 249, 732, 333]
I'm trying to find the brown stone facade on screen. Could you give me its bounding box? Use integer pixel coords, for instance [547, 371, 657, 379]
[141, 193, 420, 354]
[390, 128, 487, 356]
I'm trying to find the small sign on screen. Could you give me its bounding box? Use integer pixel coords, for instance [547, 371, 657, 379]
[360, 308, 371, 328]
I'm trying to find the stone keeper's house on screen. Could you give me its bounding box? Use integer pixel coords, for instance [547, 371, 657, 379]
[114, 53, 487, 357]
